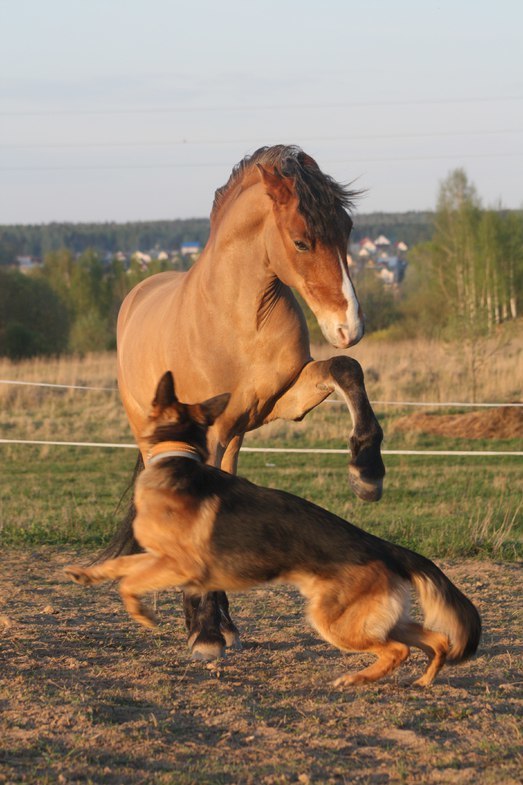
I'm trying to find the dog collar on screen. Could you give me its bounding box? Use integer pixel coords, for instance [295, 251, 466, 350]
[147, 441, 204, 465]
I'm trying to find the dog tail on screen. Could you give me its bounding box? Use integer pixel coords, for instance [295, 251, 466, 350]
[402, 550, 481, 662]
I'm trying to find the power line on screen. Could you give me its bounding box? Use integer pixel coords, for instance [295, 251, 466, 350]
[1, 95, 522, 117]
[1, 151, 521, 173]
[1, 129, 522, 150]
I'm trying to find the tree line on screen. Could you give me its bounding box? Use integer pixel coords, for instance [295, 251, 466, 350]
[0, 170, 521, 361]
[0, 219, 211, 264]
[0, 213, 434, 264]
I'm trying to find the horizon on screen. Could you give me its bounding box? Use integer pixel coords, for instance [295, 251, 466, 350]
[0, 207, 438, 230]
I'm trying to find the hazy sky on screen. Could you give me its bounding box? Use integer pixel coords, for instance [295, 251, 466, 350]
[1, 0, 522, 224]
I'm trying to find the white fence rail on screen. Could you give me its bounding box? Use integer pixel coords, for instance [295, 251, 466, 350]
[1, 377, 521, 408]
[0, 438, 521, 458]
[1, 378, 521, 458]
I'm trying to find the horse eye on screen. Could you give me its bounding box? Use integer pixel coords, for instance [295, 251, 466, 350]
[294, 240, 309, 252]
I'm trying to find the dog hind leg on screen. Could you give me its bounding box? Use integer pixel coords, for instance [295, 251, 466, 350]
[392, 622, 450, 686]
[308, 585, 410, 686]
[333, 640, 410, 686]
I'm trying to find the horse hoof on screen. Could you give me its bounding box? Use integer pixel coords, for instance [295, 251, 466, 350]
[190, 641, 226, 661]
[222, 627, 242, 650]
[188, 631, 226, 661]
[348, 467, 383, 502]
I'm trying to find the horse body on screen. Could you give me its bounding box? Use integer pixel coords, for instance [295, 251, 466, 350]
[117, 249, 310, 450]
[115, 145, 386, 659]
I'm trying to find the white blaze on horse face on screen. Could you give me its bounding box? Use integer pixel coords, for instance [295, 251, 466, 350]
[320, 252, 364, 348]
[339, 251, 364, 346]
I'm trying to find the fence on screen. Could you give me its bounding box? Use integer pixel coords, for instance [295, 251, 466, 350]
[1, 378, 521, 458]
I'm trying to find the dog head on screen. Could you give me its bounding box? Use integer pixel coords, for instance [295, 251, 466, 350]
[141, 372, 230, 460]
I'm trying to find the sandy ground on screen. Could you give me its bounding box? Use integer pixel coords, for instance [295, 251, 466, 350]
[0, 548, 521, 785]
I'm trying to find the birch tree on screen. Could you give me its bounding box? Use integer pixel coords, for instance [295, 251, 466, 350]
[429, 170, 521, 400]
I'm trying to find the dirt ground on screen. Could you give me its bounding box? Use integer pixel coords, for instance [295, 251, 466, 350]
[391, 406, 523, 440]
[0, 549, 521, 785]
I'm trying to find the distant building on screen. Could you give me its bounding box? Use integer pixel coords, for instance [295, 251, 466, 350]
[374, 234, 391, 247]
[16, 255, 42, 274]
[351, 233, 409, 285]
[379, 268, 395, 285]
[360, 237, 377, 253]
[181, 242, 201, 256]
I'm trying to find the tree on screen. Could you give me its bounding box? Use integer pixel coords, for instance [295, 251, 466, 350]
[352, 270, 399, 334]
[404, 169, 522, 400]
[0, 270, 70, 358]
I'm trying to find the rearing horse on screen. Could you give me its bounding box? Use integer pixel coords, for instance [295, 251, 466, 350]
[112, 145, 385, 660]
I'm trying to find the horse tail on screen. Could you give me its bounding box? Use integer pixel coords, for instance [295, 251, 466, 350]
[405, 551, 481, 663]
[92, 453, 144, 563]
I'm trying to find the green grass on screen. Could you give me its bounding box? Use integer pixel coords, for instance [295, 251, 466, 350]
[0, 378, 520, 558]
[0, 435, 520, 560]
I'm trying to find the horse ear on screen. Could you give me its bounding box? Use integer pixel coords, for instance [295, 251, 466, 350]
[192, 392, 231, 426]
[153, 371, 177, 409]
[256, 164, 292, 206]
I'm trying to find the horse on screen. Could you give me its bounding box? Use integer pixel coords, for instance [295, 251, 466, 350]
[109, 144, 385, 660]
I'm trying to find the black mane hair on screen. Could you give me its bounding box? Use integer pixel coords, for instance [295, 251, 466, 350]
[211, 145, 360, 246]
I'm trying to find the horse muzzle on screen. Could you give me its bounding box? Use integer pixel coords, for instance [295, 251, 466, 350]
[321, 320, 364, 349]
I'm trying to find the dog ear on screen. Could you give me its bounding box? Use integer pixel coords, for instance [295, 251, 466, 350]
[193, 392, 231, 426]
[152, 371, 177, 410]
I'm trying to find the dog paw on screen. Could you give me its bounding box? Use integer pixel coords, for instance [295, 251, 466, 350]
[412, 674, 434, 688]
[135, 612, 158, 629]
[333, 673, 365, 688]
[128, 602, 158, 629]
[64, 566, 93, 586]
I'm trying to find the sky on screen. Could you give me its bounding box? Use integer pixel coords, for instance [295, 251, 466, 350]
[1, 0, 522, 224]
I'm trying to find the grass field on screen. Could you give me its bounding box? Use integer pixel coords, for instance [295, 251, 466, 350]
[0, 346, 520, 559]
[0, 344, 521, 784]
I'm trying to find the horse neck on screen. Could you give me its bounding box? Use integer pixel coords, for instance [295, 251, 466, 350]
[194, 184, 279, 310]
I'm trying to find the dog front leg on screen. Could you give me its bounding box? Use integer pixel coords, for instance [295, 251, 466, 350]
[64, 553, 148, 585]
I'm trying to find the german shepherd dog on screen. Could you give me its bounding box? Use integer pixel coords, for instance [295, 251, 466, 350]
[65, 372, 481, 687]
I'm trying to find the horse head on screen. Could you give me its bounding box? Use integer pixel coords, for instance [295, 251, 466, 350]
[256, 156, 364, 349]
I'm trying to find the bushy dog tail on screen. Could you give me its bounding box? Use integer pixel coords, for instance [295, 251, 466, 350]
[407, 554, 481, 662]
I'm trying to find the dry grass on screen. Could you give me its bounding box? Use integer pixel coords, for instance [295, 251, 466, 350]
[1, 325, 521, 411]
[0, 352, 117, 392]
[317, 327, 523, 405]
[0, 352, 129, 446]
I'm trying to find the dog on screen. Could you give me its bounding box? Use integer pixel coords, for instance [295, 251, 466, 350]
[65, 371, 481, 687]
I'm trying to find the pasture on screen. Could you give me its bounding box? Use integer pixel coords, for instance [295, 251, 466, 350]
[0, 342, 522, 784]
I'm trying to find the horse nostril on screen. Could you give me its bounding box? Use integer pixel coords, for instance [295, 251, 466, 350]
[336, 324, 350, 346]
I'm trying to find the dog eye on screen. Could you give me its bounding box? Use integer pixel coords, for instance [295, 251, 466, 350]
[294, 240, 309, 252]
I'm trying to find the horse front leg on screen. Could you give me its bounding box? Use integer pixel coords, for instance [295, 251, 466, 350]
[182, 435, 243, 660]
[266, 357, 384, 501]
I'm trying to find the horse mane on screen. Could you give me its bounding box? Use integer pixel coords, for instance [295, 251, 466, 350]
[211, 145, 359, 245]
